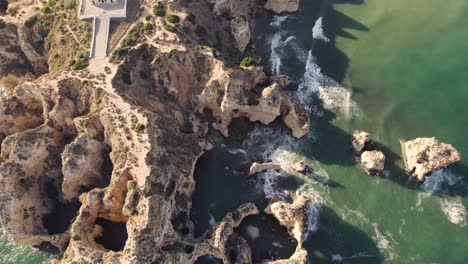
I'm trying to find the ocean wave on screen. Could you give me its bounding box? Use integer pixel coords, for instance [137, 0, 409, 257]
[312, 17, 330, 42]
[420, 169, 463, 195]
[318, 86, 361, 118]
[270, 15, 290, 28]
[440, 197, 467, 226]
[372, 223, 398, 261]
[269, 33, 296, 75]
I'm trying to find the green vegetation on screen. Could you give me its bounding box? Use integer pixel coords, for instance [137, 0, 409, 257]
[135, 123, 145, 133]
[127, 180, 137, 190]
[199, 39, 211, 48]
[183, 38, 191, 44]
[240, 57, 256, 67]
[71, 51, 89, 70]
[104, 66, 111, 74]
[46, 0, 56, 7]
[186, 13, 196, 24]
[24, 16, 38, 28]
[40, 6, 51, 14]
[166, 14, 180, 24]
[122, 22, 144, 47]
[144, 22, 153, 31]
[80, 120, 89, 128]
[145, 15, 152, 21]
[153, 5, 166, 17]
[64, 0, 76, 9]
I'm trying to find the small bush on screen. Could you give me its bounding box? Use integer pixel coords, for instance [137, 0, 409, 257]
[134, 123, 145, 133]
[46, 0, 56, 7]
[40, 6, 51, 14]
[186, 13, 196, 24]
[104, 66, 111, 74]
[80, 120, 88, 128]
[166, 14, 180, 24]
[64, 0, 76, 9]
[153, 5, 165, 17]
[240, 57, 256, 67]
[127, 180, 137, 190]
[24, 16, 38, 28]
[71, 51, 89, 70]
[145, 15, 152, 21]
[144, 22, 153, 31]
[199, 39, 211, 48]
[182, 38, 191, 44]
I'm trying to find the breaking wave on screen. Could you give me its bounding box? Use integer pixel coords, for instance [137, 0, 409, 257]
[270, 15, 290, 28]
[312, 17, 330, 42]
[270, 33, 296, 75]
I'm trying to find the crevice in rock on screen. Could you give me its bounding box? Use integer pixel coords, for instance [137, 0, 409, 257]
[194, 255, 223, 264]
[94, 217, 128, 252]
[42, 178, 80, 235]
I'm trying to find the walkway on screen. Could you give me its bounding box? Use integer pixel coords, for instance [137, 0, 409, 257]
[78, 0, 127, 58]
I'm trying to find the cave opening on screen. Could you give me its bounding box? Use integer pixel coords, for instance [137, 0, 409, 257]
[94, 217, 128, 252]
[42, 179, 80, 235]
[234, 214, 298, 262]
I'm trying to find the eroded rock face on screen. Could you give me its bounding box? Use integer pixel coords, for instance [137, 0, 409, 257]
[249, 162, 281, 175]
[400, 137, 461, 182]
[352, 130, 371, 155]
[265, 194, 321, 264]
[360, 150, 385, 176]
[264, 0, 300, 14]
[292, 160, 310, 174]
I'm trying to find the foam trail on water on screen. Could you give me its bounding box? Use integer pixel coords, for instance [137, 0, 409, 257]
[440, 197, 467, 226]
[312, 17, 330, 42]
[270, 33, 296, 75]
[420, 169, 463, 195]
[270, 15, 289, 28]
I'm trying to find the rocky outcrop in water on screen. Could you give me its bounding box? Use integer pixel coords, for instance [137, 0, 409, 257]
[352, 130, 371, 155]
[249, 162, 282, 175]
[360, 150, 385, 176]
[264, 0, 300, 14]
[265, 194, 321, 264]
[292, 160, 311, 174]
[400, 137, 461, 182]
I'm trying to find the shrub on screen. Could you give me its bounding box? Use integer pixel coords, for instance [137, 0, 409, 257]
[71, 51, 89, 70]
[135, 123, 145, 133]
[24, 16, 38, 28]
[145, 15, 152, 21]
[0, 19, 5, 29]
[40, 6, 51, 14]
[182, 38, 191, 44]
[166, 14, 180, 24]
[199, 39, 211, 48]
[240, 57, 256, 67]
[186, 13, 196, 24]
[46, 0, 56, 7]
[127, 180, 137, 190]
[153, 5, 165, 17]
[64, 0, 76, 9]
[144, 22, 153, 31]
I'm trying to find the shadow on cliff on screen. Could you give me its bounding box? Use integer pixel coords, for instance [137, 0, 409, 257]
[304, 206, 383, 264]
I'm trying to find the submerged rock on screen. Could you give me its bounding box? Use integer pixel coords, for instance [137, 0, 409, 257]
[249, 162, 282, 175]
[264, 0, 300, 14]
[352, 130, 371, 155]
[360, 150, 385, 176]
[292, 160, 311, 174]
[400, 137, 461, 182]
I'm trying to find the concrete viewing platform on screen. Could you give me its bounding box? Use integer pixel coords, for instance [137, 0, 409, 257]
[78, 0, 127, 59]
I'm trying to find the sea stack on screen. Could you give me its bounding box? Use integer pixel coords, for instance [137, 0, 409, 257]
[352, 130, 371, 155]
[400, 137, 461, 182]
[352, 131, 386, 175]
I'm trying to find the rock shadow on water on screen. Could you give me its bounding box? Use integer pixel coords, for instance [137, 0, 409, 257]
[304, 206, 383, 264]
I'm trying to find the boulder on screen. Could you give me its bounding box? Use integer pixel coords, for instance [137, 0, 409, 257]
[264, 0, 300, 14]
[249, 162, 281, 175]
[360, 150, 385, 175]
[292, 160, 311, 174]
[400, 137, 461, 182]
[352, 130, 371, 155]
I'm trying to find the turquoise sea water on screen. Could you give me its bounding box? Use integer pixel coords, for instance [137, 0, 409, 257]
[193, 0, 468, 263]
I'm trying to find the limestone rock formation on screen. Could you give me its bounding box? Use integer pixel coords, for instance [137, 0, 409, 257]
[249, 162, 281, 175]
[352, 130, 371, 155]
[360, 150, 385, 176]
[292, 160, 310, 174]
[265, 194, 321, 263]
[400, 137, 461, 182]
[264, 0, 300, 14]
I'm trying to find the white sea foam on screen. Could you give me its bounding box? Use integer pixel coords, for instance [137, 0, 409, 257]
[318, 86, 361, 118]
[312, 17, 330, 42]
[270, 33, 296, 75]
[331, 252, 376, 262]
[272, 242, 284, 248]
[246, 225, 260, 240]
[270, 15, 289, 28]
[298, 51, 337, 102]
[372, 223, 398, 261]
[208, 212, 216, 226]
[306, 198, 322, 234]
[420, 169, 463, 195]
[440, 197, 467, 226]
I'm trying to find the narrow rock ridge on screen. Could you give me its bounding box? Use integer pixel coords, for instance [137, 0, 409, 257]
[264, 0, 300, 14]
